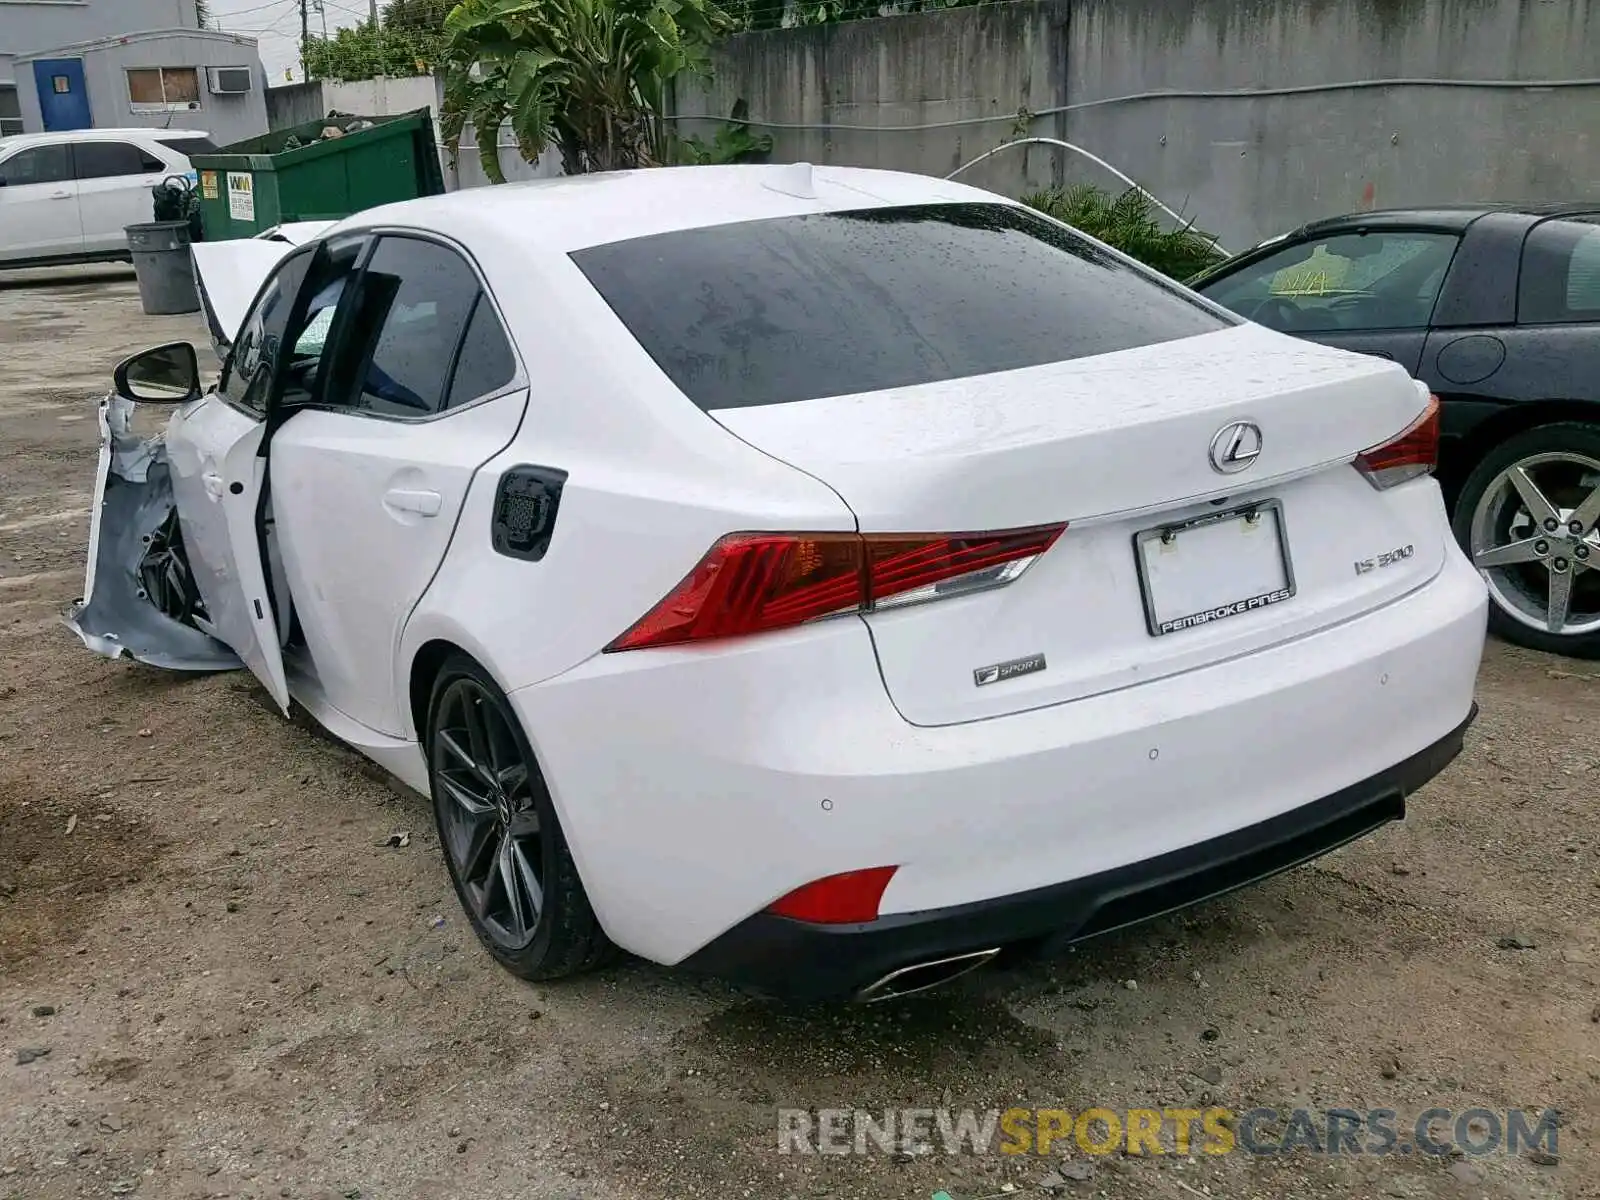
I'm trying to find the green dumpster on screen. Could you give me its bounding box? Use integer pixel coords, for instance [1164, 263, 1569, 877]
[189, 109, 446, 241]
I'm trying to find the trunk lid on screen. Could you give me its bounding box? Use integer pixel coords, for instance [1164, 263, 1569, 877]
[711, 323, 1445, 726]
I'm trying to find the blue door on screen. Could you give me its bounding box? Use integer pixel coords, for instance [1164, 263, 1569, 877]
[34, 59, 91, 131]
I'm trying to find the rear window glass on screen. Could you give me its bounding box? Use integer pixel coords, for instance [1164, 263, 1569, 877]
[570, 203, 1230, 410]
[167, 135, 219, 155]
[1519, 218, 1600, 324]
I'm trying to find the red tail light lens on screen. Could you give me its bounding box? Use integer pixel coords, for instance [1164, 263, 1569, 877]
[605, 523, 1066, 652]
[767, 866, 899, 924]
[1354, 394, 1440, 490]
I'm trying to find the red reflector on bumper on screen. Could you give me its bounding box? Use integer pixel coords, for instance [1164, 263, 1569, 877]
[767, 866, 899, 924]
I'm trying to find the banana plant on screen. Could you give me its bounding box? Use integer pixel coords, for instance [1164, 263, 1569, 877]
[440, 0, 732, 181]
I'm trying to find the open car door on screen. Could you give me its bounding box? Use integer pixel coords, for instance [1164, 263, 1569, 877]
[70, 243, 339, 715]
[162, 402, 289, 713]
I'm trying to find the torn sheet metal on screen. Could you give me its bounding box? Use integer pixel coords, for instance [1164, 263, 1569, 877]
[64, 395, 243, 672]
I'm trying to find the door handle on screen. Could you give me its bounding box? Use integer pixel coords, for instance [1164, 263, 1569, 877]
[50, 191, 73, 201]
[202, 471, 225, 499]
[384, 488, 442, 517]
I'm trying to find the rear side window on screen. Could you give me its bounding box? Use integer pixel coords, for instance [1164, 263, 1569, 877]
[166, 136, 219, 155]
[1519, 219, 1600, 324]
[0, 143, 71, 186]
[73, 141, 164, 180]
[570, 203, 1229, 411]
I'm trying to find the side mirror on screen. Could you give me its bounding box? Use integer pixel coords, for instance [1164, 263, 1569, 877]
[113, 342, 201, 404]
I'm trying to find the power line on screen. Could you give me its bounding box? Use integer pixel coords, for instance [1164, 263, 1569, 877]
[214, 0, 297, 18]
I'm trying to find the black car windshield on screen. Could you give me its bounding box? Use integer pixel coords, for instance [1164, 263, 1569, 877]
[571, 203, 1231, 411]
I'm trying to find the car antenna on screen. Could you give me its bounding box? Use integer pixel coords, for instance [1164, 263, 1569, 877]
[763, 162, 816, 200]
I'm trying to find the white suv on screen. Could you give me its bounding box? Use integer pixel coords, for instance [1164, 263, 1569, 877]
[0, 128, 217, 268]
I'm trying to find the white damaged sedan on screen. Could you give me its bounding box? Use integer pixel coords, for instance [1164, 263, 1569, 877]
[68, 165, 1487, 1001]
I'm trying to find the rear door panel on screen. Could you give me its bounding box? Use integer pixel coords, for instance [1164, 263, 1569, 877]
[73, 141, 170, 254]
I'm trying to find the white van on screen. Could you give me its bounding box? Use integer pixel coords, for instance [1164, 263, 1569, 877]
[0, 128, 217, 268]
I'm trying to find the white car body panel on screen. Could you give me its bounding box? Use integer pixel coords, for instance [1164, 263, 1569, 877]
[66, 164, 1488, 996]
[714, 325, 1446, 726]
[256, 221, 338, 245]
[512, 535, 1484, 963]
[163, 396, 289, 711]
[271, 388, 533, 736]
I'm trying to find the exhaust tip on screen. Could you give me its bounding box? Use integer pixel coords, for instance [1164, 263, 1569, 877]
[855, 948, 1001, 1003]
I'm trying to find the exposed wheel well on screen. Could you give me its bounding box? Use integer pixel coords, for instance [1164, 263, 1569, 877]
[408, 639, 463, 745]
[1443, 400, 1600, 508]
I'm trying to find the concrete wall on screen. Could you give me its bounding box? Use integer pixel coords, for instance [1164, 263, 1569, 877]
[265, 80, 325, 130]
[673, 3, 1067, 200]
[0, 0, 197, 88]
[17, 30, 266, 144]
[676, 0, 1600, 249]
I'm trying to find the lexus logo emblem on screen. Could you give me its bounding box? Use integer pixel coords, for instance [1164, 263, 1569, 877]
[1209, 421, 1263, 474]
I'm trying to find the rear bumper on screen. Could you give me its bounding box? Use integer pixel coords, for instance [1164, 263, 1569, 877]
[678, 705, 1473, 1001]
[512, 539, 1486, 980]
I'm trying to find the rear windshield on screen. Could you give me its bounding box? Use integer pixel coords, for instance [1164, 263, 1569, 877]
[570, 202, 1230, 410]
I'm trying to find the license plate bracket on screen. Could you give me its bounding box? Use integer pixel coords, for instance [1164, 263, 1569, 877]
[1134, 500, 1296, 637]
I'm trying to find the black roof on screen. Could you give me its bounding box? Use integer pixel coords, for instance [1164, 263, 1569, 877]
[1297, 201, 1600, 237]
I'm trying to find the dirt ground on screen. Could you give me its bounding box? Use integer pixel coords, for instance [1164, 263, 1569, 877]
[1, 269, 1596, 1200]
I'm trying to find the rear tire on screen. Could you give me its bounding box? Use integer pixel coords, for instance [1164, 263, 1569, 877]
[426, 653, 612, 979]
[1451, 422, 1600, 659]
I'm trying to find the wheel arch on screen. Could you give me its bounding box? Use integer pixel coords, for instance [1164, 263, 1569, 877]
[1443, 398, 1600, 508]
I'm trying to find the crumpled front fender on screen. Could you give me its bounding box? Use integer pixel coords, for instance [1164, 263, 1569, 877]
[64, 394, 243, 672]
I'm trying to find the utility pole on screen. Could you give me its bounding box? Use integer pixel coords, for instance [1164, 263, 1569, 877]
[369, 0, 379, 25]
[299, 0, 309, 82]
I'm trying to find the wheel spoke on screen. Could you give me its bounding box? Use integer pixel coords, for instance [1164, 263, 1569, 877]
[511, 839, 544, 921]
[1570, 485, 1600, 535]
[1547, 569, 1574, 633]
[496, 761, 530, 799]
[1474, 537, 1544, 569]
[1508, 466, 1560, 526]
[498, 838, 528, 938]
[438, 771, 494, 817]
[464, 694, 497, 777]
[440, 721, 498, 792]
[458, 820, 501, 895]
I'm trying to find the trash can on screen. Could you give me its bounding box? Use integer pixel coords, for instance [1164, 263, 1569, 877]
[190, 109, 446, 241]
[125, 221, 200, 316]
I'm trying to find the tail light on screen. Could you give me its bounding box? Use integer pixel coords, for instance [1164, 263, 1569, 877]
[605, 523, 1065, 652]
[1354, 394, 1440, 490]
[767, 866, 899, 924]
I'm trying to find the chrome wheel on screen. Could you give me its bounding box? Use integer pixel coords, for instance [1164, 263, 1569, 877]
[431, 677, 544, 950]
[1469, 450, 1600, 637]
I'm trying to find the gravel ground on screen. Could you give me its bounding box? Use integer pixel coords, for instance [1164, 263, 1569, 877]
[1, 269, 1595, 1200]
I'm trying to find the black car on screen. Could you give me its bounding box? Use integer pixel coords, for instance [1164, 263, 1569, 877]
[1191, 204, 1600, 658]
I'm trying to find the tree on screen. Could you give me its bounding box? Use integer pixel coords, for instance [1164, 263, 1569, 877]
[303, 18, 446, 80]
[383, 0, 455, 30]
[439, 0, 731, 182]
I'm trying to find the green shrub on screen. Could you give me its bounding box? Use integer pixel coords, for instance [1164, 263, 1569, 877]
[1023, 183, 1225, 281]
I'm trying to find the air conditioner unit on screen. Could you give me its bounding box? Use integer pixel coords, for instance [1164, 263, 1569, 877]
[207, 66, 253, 95]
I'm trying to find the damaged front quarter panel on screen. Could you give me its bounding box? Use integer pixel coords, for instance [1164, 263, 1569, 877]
[64, 394, 243, 672]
